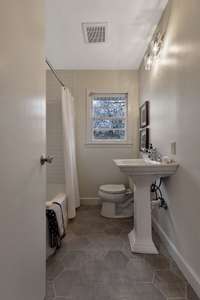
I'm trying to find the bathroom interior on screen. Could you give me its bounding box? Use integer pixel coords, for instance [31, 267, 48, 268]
[1, 0, 200, 300]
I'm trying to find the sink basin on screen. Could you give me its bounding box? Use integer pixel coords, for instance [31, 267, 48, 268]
[113, 157, 179, 254]
[113, 158, 179, 177]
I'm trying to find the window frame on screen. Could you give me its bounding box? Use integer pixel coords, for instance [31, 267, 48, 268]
[86, 89, 132, 145]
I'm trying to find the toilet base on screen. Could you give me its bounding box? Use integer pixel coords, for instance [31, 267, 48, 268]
[101, 202, 133, 219]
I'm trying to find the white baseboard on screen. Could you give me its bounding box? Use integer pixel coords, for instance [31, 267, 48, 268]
[80, 197, 100, 206]
[153, 217, 200, 298]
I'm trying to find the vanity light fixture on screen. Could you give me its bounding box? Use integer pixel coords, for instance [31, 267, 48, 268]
[144, 31, 165, 71]
[144, 53, 153, 71]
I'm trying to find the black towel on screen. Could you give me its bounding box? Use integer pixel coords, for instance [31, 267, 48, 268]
[46, 209, 61, 249]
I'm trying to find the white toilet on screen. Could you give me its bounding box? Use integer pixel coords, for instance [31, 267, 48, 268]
[98, 184, 133, 218]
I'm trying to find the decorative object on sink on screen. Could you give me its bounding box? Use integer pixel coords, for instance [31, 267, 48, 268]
[139, 101, 149, 128]
[147, 143, 161, 162]
[139, 128, 149, 152]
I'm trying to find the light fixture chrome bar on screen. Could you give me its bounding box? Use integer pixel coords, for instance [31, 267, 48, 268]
[45, 58, 65, 88]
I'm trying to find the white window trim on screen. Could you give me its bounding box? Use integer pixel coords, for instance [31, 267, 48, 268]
[86, 89, 133, 145]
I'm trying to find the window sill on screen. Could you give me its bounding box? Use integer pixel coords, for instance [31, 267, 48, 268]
[85, 141, 133, 148]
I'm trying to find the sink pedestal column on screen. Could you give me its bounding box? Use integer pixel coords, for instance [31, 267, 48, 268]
[128, 175, 158, 254]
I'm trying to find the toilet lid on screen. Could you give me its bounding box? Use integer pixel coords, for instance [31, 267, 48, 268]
[99, 184, 126, 194]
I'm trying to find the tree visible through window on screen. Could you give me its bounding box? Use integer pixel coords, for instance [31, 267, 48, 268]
[89, 93, 128, 143]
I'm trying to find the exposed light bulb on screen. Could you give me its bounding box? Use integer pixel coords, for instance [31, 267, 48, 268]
[145, 54, 153, 71]
[144, 31, 165, 71]
[152, 41, 159, 55]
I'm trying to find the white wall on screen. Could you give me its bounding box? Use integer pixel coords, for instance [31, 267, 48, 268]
[46, 70, 139, 203]
[139, 0, 200, 296]
[0, 1, 46, 300]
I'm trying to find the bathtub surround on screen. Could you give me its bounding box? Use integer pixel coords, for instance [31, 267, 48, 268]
[46, 98, 65, 200]
[46, 70, 139, 203]
[61, 87, 80, 218]
[139, 0, 200, 296]
[0, 0, 45, 299]
[47, 183, 65, 202]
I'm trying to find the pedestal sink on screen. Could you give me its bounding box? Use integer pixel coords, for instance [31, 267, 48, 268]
[113, 158, 179, 254]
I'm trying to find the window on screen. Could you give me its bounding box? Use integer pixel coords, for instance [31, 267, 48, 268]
[87, 92, 129, 144]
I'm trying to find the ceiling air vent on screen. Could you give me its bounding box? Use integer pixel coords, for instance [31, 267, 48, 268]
[82, 22, 107, 43]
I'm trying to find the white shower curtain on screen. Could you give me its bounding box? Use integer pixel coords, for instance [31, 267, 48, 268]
[61, 87, 80, 219]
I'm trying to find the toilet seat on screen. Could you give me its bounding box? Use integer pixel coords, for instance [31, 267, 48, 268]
[99, 190, 126, 203]
[99, 184, 126, 194]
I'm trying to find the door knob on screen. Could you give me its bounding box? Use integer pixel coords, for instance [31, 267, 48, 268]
[40, 155, 54, 165]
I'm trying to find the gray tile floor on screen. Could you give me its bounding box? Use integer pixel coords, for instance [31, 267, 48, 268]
[46, 206, 198, 300]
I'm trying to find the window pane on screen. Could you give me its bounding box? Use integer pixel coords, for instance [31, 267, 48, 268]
[89, 93, 128, 143]
[93, 119, 125, 129]
[93, 130, 125, 140]
[92, 95, 127, 118]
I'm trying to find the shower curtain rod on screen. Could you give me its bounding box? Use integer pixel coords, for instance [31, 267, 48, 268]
[45, 58, 65, 88]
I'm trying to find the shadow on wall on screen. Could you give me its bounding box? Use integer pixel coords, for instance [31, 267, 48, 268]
[153, 164, 200, 286]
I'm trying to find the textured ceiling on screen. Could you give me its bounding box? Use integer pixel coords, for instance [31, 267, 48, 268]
[45, 0, 168, 69]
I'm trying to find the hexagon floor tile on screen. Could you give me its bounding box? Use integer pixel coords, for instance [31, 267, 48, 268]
[104, 250, 129, 271]
[46, 205, 199, 300]
[153, 270, 187, 298]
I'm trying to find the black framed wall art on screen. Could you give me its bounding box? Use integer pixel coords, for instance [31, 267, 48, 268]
[139, 101, 149, 128]
[139, 128, 149, 152]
